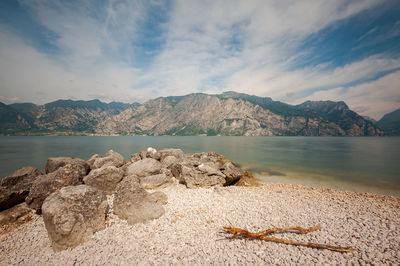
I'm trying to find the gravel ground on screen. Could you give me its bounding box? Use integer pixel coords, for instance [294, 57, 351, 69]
[1, 183, 399, 265]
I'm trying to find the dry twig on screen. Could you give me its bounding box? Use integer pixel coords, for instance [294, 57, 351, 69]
[222, 224, 357, 252]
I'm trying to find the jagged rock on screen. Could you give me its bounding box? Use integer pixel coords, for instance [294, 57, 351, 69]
[139, 173, 172, 189]
[0, 202, 34, 225]
[42, 185, 108, 251]
[130, 153, 141, 163]
[83, 166, 124, 194]
[161, 155, 179, 168]
[25, 164, 86, 212]
[180, 165, 225, 188]
[87, 154, 101, 169]
[90, 150, 125, 169]
[168, 163, 182, 180]
[126, 158, 162, 177]
[197, 162, 224, 176]
[221, 162, 245, 185]
[45, 157, 90, 174]
[113, 177, 166, 225]
[159, 148, 185, 161]
[0, 167, 43, 211]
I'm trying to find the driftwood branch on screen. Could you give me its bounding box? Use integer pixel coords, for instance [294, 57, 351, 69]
[222, 224, 357, 252]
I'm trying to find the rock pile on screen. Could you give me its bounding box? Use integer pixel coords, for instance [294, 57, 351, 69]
[0, 147, 252, 251]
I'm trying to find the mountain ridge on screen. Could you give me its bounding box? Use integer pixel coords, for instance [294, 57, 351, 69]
[0, 92, 387, 136]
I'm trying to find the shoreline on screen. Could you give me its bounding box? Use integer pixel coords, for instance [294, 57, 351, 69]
[1, 182, 399, 265]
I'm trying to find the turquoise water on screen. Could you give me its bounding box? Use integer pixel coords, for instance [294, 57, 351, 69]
[0, 136, 399, 196]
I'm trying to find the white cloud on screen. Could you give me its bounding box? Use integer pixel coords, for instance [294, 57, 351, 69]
[1, 0, 399, 120]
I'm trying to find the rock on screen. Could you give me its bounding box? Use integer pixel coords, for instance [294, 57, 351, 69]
[147, 147, 157, 154]
[180, 165, 225, 188]
[90, 150, 125, 169]
[168, 163, 183, 180]
[87, 154, 101, 169]
[25, 164, 86, 212]
[197, 163, 224, 176]
[113, 177, 166, 225]
[0, 167, 43, 211]
[130, 153, 141, 163]
[45, 157, 90, 174]
[147, 191, 168, 205]
[41, 185, 108, 251]
[83, 166, 124, 194]
[221, 162, 244, 185]
[0, 202, 34, 225]
[161, 155, 179, 168]
[139, 173, 172, 189]
[159, 148, 185, 161]
[126, 158, 162, 177]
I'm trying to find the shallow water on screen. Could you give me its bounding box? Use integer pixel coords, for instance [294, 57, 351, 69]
[0, 136, 399, 196]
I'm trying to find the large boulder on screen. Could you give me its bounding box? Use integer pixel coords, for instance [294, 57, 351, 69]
[25, 164, 86, 212]
[42, 185, 108, 251]
[159, 148, 185, 161]
[126, 158, 162, 177]
[88, 150, 125, 170]
[0, 167, 43, 211]
[83, 166, 124, 194]
[139, 173, 172, 189]
[45, 157, 90, 174]
[161, 155, 179, 168]
[180, 165, 225, 188]
[113, 177, 166, 225]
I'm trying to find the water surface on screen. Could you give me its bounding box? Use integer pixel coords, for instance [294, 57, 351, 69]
[1, 136, 399, 196]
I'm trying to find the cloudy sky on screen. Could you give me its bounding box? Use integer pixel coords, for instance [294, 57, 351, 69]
[0, 0, 399, 119]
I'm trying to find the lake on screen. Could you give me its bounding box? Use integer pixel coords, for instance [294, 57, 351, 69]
[0, 136, 399, 196]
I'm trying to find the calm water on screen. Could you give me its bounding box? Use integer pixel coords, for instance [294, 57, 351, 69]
[0, 136, 399, 196]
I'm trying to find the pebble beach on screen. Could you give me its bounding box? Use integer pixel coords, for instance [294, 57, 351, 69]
[1, 182, 399, 265]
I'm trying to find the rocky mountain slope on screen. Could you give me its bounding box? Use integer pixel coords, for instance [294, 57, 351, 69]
[377, 108, 400, 136]
[0, 92, 384, 136]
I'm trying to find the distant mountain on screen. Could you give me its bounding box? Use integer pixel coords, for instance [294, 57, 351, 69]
[0, 93, 384, 136]
[377, 108, 400, 135]
[0, 100, 140, 135]
[95, 92, 383, 136]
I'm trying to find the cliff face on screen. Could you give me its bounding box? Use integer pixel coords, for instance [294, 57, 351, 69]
[0, 92, 385, 136]
[377, 108, 400, 135]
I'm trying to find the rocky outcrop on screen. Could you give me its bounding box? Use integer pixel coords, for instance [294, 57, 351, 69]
[88, 150, 125, 170]
[126, 158, 162, 177]
[0, 166, 43, 210]
[26, 164, 87, 212]
[113, 177, 166, 225]
[42, 185, 108, 251]
[45, 157, 90, 174]
[83, 166, 124, 194]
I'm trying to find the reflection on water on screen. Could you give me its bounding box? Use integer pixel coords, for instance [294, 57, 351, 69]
[0, 136, 399, 196]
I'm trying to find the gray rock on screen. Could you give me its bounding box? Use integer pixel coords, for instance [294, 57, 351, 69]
[139, 173, 172, 189]
[147, 191, 168, 205]
[91, 150, 125, 169]
[159, 148, 185, 160]
[197, 162, 224, 176]
[130, 153, 141, 163]
[0, 167, 43, 211]
[126, 158, 162, 177]
[161, 155, 179, 168]
[0, 202, 34, 225]
[113, 177, 166, 225]
[168, 163, 183, 181]
[25, 164, 86, 212]
[83, 166, 124, 194]
[45, 157, 90, 174]
[42, 185, 108, 251]
[221, 162, 244, 185]
[180, 166, 225, 188]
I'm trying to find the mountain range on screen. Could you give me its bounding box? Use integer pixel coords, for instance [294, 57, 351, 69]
[0, 91, 397, 136]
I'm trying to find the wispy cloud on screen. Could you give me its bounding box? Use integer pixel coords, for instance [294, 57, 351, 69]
[0, 0, 399, 119]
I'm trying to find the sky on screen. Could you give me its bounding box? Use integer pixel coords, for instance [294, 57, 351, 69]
[0, 0, 399, 120]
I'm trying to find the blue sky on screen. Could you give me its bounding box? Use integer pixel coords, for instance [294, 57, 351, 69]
[0, 0, 399, 119]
